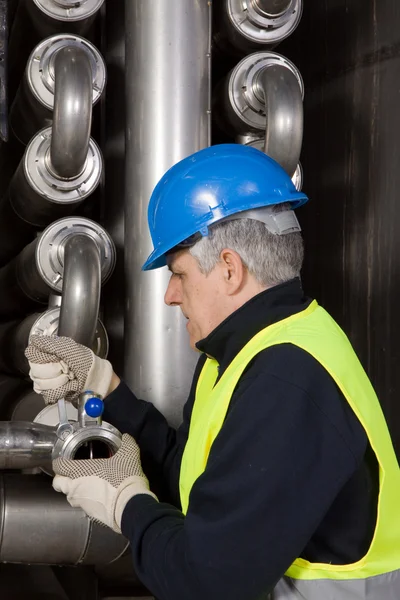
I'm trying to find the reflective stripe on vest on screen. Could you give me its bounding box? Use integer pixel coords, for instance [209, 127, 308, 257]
[179, 301, 400, 598]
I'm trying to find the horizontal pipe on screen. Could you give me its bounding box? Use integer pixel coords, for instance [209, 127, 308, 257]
[50, 45, 92, 179]
[0, 421, 56, 469]
[58, 233, 101, 346]
[0, 474, 128, 565]
[256, 63, 303, 177]
[252, 0, 292, 16]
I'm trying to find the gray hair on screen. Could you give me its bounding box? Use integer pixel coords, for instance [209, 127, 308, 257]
[189, 218, 304, 288]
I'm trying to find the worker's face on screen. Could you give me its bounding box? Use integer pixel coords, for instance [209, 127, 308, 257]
[165, 250, 227, 349]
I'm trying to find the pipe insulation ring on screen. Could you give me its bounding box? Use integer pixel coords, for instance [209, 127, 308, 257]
[35, 217, 116, 293]
[33, 0, 105, 23]
[225, 0, 302, 46]
[26, 34, 106, 111]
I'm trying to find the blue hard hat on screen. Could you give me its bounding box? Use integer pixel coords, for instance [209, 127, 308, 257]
[142, 144, 309, 271]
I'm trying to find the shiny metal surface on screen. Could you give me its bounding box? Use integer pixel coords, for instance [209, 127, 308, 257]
[8, 126, 102, 228]
[216, 0, 302, 54]
[52, 420, 122, 461]
[216, 52, 304, 177]
[10, 34, 106, 145]
[238, 134, 304, 189]
[124, 0, 211, 426]
[252, 0, 292, 16]
[58, 234, 101, 347]
[0, 474, 128, 565]
[0, 421, 56, 469]
[256, 64, 303, 176]
[0, 217, 114, 317]
[35, 216, 115, 294]
[50, 45, 93, 178]
[33, 0, 105, 22]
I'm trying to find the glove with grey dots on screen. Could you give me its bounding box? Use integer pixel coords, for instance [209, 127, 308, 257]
[25, 334, 114, 405]
[53, 433, 158, 533]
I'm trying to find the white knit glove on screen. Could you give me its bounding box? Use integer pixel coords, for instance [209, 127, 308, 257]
[25, 334, 113, 405]
[53, 434, 157, 533]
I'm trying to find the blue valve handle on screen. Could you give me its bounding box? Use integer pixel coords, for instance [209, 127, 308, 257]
[84, 396, 104, 419]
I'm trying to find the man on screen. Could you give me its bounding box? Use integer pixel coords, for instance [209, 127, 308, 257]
[25, 145, 400, 600]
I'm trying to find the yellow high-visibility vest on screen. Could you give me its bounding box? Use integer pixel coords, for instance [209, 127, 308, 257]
[179, 301, 400, 598]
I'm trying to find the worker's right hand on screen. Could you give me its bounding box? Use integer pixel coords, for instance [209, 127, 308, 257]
[24, 335, 114, 405]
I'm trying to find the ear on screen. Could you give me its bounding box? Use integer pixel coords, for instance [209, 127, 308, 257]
[219, 249, 246, 295]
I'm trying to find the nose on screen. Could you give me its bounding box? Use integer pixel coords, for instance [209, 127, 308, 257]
[164, 275, 182, 306]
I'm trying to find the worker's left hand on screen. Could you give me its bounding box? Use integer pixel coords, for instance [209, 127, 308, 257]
[52, 433, 157, 533]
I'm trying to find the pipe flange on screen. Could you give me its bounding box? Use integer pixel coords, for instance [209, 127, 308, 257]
[27, 34, 106, 110]
[29, 308, 109, 358]
[228, 51, 304, 132]
[24, 126, 102, 203]
[52, 421, 122, 461]
[33, 0, 105, 22]
[35, 217, 116, 293]
[226, 0, 302, 46]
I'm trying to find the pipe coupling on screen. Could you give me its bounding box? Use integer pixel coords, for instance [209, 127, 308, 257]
[34, 217, 116, 294]
[216, 51, 303, 176]
[9, 126, 103, 227]
[222, 0, 302, 51]
[27, 34, 105, 112]
[33, 0, 105, 23]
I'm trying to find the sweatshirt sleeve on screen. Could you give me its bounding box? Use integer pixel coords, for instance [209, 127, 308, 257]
[120, 356, 366, 600]
[103, 355, 206, 504]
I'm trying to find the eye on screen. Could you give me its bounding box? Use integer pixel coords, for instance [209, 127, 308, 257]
[171, 272, 183, 280]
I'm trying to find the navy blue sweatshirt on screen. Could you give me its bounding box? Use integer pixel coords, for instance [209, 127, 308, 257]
[103, 279, 378, 600]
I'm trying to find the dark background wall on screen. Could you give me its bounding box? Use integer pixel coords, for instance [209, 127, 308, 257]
[281, 0, 400, 456]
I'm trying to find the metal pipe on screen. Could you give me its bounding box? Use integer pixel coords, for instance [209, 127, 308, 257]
[58, 234, 101, 346]
[0, 474, 129, 565]
[124, 0, 211, 427]
[50, 45, 93, 179]
[0, 421, 57, 469]
[252, 0, 292, 16]
[256, 63, 303, 177]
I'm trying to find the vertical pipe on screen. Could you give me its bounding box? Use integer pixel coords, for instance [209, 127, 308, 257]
[124, 1, 211, 426]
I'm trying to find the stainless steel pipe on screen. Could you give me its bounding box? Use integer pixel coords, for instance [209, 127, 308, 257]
[252, 0, 292, 16]
[58, 234, 101, 346]
[214, 51, 304, 177]
[50, 45, 93, 179]
[10, 34, 106, 146]
[0, 474, 129, 565]
[0, 217, 115, 319]
[256, 64, 303, 176]
[123, 0, 211, 426]
[0, 421, 56, 470]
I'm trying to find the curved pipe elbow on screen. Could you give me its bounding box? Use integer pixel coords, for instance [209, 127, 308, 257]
[50, 46, 93, 179]
[58, 234, 101, 348]
[256, 63, 303, 178]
